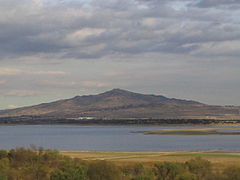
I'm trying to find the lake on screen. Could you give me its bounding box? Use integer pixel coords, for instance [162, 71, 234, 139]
[0, 125, 239, 152]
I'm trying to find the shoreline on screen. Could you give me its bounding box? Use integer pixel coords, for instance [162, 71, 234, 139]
[133, 127, 240, 135]
[1, 123, 240, 126]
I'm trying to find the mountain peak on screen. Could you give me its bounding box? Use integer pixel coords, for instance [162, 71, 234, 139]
[2, 88, 226, 120]
[101, 88, 133, 96]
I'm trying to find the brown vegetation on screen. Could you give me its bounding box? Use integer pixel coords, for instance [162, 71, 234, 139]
[0, 148, 240, 180]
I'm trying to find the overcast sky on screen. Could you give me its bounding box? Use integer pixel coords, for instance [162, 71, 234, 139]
[0, 0, 240, 109]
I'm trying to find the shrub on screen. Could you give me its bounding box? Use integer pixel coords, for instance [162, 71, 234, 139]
[132, 175, 154, 180]
[0, 151, 8, 160]
[154, 162, 184, 180]
[0, 174, 7, 180]
[223, 166, 240, 180]
[87, 161, 121, 180]
[51, 159, 88, 180]
[177, 172, 197, 180]
[185, 157, 211, 179]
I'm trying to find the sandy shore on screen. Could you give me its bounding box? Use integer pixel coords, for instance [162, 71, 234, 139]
[133, 127, 240, 135]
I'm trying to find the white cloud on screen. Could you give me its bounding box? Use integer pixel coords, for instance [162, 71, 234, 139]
[33, 71, 67, 75]
[0, 79, 6, 84]
[7, 104, 18, 109]
[2, 90, 43, 97]
[104, 71, 125, 76]
[66, 28, 106, 44]
[0, 68, 67, 76]
[82, 81, 111, 88]
[141, 18, 158, 28]
[193, 40, 240, 57]
[0, 68, 23, 75]
[42, 80, 113, 88]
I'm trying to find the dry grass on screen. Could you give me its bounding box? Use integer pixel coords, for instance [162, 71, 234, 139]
[61, 151, 240, 171]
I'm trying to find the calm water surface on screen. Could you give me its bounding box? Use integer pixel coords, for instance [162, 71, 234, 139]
[0, 125, 239, 151]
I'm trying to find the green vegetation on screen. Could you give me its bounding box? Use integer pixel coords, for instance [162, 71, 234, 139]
[0, 148, 240, 180]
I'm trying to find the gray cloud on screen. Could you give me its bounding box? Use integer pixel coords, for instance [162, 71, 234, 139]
[0, 0, 239, 60]
[0, 0, 240, 108]
[195, 0, 240, 8]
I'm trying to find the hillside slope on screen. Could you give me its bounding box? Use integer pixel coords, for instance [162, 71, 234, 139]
[0, 89, 239, 119]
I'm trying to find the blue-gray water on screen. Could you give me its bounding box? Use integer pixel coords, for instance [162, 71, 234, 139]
[0, 125, 239, 152]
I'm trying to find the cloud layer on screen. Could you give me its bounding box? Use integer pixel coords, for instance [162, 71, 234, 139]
[0, 0, 240, 108]
[0, 0, 239, 60]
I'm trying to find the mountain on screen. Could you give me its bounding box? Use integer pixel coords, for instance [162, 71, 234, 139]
[0, 89, 240, 120]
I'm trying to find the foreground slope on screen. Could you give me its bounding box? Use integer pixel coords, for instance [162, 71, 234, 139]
[0, 89, 239, 120]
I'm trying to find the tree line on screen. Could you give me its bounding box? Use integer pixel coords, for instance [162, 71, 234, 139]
[1, 116, 240, 125]
[0, 148, 239, 180]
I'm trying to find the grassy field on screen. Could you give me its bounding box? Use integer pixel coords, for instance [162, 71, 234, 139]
[61, 151, 240, 171]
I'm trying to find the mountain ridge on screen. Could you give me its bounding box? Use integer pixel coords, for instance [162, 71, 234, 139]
[0, 89, 239, 120]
